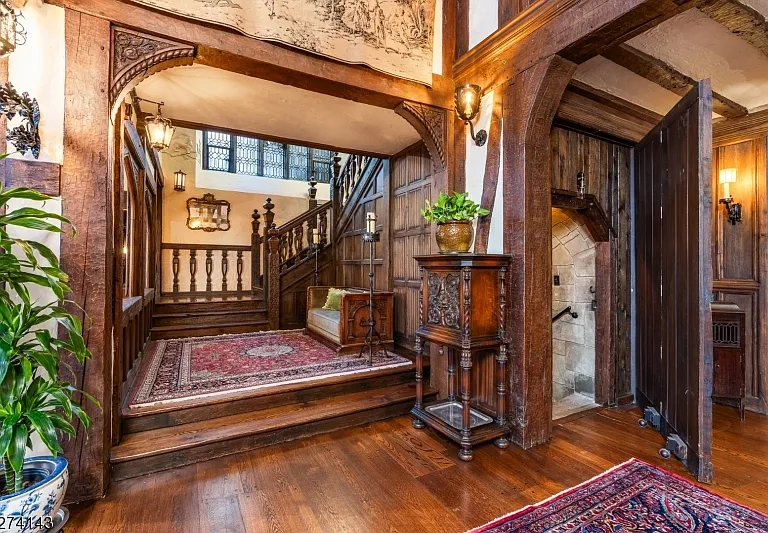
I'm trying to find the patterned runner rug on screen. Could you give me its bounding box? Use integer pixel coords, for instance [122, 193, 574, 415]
[468, 458, 768, 532]
[128, 330, 411, 408]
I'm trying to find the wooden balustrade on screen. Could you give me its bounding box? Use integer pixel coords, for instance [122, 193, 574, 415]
[121, 288, 154, 384]
[161, 243, 253, 296]
[333, 154, 370, 218]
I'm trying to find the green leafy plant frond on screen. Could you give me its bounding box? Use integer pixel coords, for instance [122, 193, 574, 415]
[421, 191, 490, 224]
[0, 184, 96, 495]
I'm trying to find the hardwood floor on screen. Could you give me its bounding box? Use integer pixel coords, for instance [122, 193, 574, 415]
[70, 405, 768, 532]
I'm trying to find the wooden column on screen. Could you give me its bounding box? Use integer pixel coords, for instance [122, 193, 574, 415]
[503, 56, 575, 448]
[61, 10, 112, 503]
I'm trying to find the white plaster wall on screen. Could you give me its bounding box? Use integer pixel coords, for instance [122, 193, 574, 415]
[469, 0, 499, 50]
[432, 0, 443, 74]
[465, 90, 504, 254]
[5, 3, 67, 456]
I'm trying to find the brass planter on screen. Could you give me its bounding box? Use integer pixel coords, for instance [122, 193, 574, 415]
[435, 221, 473, 253]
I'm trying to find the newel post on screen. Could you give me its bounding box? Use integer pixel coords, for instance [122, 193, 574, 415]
[262, 198, 275, 298]
[251, 209, 261, 292]
[331, 152, 341, 222]
[267, 224, 281, 330]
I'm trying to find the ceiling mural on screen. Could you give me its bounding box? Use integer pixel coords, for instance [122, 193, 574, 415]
[130, 0, 436, 84]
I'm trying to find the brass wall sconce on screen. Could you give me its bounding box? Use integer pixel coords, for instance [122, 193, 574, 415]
[455, 84, 487, 147]
[186, 193, 231, 232]
[137, 97, 176, 150]
[719, 168, 742, 225]
[0, 0, 26, 58]
[174, 170, 186, 192]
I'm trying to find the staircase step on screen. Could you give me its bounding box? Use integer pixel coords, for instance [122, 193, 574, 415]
[122, 362, 418, 433]
[152, 309, 268, 328]
[150, 320, 270, 340]
[111, 383, 436, 480]
[155, 298, 263, 315]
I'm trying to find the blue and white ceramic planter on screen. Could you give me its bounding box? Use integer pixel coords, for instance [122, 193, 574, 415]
[0, 457, 68, 533]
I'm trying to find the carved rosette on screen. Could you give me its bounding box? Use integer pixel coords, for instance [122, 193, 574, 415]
[110, 27, 196, 105]
[427, 272, 460, 328]
[394, 101, 446, 171]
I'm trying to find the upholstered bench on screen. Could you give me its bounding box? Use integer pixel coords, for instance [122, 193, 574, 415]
[305, 286, 394, 354]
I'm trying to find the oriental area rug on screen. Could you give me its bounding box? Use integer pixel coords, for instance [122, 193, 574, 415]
[467, 458, 768, 533]
[128, 330, 410, 408]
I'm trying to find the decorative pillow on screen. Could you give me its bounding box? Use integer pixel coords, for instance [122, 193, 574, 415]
[322, 288, 347, 311]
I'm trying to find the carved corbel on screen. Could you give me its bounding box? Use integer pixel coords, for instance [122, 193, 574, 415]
[110, 27, 196, 106]
[395, 101, 447, 172]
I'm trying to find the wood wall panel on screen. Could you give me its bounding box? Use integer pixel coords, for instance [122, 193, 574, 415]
[713, 137, 768, 414]
[335, 160, 390, 291]
[391, 143, 435, 351]
[550, 126, 632, 401]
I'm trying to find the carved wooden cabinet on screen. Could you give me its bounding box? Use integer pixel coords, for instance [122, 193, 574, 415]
[411, 254, 511, 461]
[711, 302, 746, 419]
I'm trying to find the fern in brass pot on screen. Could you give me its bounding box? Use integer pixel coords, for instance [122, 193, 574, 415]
[421, 192, 489, 253]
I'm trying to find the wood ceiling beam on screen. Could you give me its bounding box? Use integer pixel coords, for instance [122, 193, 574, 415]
[698, 0, 768, 59]
[46, 0, 453, 110]
[602, 44, 748, 118]
[713, 108, 768, 145]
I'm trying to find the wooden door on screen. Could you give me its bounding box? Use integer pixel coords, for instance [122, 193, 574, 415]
[634, 80, 714, 482]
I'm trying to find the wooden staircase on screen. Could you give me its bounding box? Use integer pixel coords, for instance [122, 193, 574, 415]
[150, 295, 269, 340]
[111, 362, 434, 480]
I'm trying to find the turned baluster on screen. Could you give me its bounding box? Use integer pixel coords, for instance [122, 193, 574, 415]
[189, 250, 198, 292]
[221, 250, 229, 292]
[236, 250, 244, 292]
[319, 210, 328, 245]
[205, 250, 213, 292]
[295, 224, 304, 257]
[287, 229, 294, 261]
[251, 209, 261, 291]
[172, 248, 180, 293]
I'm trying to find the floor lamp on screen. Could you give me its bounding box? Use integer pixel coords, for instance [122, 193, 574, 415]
[359, 212, 389, 364]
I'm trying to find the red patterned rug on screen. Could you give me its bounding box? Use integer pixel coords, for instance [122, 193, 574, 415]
[468, 458, 768, 532]
[128, 330, 411, 408]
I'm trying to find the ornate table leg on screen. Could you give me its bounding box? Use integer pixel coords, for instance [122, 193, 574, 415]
[412, 336, 425, 429]
[459, 349, 473, 461]
[494, 344, 509, 449]
[447, 346, 456, 402]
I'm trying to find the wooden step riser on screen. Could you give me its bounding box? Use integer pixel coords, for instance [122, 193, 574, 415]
[112, 396, 431, 481]
[150, 323, 270, 340]
[155, 301, 263, 314]
[122, 370, 418, 434]
[153, 312, 268, 328]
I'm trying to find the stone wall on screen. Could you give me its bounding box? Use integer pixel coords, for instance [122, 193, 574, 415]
[552, 208, 596, 402]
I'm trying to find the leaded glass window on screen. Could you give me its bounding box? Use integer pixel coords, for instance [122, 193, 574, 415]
[288, 145, 309, 180]
[236, 136, 260, 176]
[203, 131, 232, 172]
[262, 141, 285, 178]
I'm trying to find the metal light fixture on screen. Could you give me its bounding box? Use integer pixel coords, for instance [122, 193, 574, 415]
[455, 84, 487, 147]
[719, 168, 742, 225]
[174, 169, 186, 192]
[0, 0, 26, 58]
[139, 98, 175, 150]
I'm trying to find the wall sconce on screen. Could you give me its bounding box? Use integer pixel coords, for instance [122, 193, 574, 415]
[0, 0, 26, 58]
[174, 169, 186, 192]
[455, 84, 487, 147]
[719, 168, 742, 225]
[138, 97, 176, 150]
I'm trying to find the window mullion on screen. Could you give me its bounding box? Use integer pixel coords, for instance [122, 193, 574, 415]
[202, 131, 209, 170]
[229, 134, 237, 173]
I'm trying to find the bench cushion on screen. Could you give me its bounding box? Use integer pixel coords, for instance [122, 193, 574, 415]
[307, 308, 341, 342]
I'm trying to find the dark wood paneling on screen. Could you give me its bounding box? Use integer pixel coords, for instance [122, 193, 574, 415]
[712, 137, 768, 414]
[634, 81, 714, 481]
[391, 143, 434, 351]
[550, 126, 632, 399]
[2, 159, 61, 196]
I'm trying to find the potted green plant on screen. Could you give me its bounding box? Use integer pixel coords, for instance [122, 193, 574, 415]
[421, 192, 490, 253]
[0, 184, 96, 532]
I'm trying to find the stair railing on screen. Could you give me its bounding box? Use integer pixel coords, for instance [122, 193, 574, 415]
[160, 243, 253, 297]
[333, 154, 370, 222]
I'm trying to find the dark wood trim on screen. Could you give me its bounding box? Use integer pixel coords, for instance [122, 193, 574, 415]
[48, 0, 453, 110]
[713, 109, 768, 146]
[699, 0, 768, 60]
[2, 159, 61, 196]
[595, 242, 615, 405]
[394, 102, 447, 172]
[170, 119, 390, 159]
[553, 118, 636, 147]
[499, 0, 525, 26]
[551, 188, 613, 242]
[61, 9, 113, 504]
[454, 0, 697, 90]
[442, 0, 457, 78]
[503, 55, 576, 448]
[601, 44, 748, 119]
[455, 0, 470, 58]
[474, 90, 503, 253]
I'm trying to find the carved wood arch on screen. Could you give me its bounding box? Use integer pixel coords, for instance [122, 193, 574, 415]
[394, 101, 447, 172]
[110, 26, 196, 108]
[551, 188, 613, 242]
